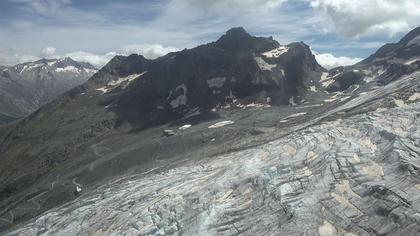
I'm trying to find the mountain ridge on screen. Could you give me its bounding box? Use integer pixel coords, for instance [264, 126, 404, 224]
[322, 26, 420, 92]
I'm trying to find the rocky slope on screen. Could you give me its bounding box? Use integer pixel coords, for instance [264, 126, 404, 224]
[323, 27, 420, 92]
[0, 58, 97, 123]
[0, 27, 420, 235]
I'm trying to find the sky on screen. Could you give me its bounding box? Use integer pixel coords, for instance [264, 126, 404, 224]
[0, 0, 419, 69]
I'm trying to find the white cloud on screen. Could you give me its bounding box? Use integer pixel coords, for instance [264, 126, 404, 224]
[41, 47, 57, 57]
[0, 47, 39, 66]
[0, 44, 180, 68]
[120, 44, 179, 59]
[314, 53, 362, 69]
[308, 0, 420, 37]
[185, 0, 287, 10]
[14, 0, 71, 16]
[63, 44, 179, 67]
[63, 51, 118, 68]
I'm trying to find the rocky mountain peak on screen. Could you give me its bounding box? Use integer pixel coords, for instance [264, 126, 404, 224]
[216, 27, 251, 46]
[89, 54, 150, 86]
[216, 27, 279, 53]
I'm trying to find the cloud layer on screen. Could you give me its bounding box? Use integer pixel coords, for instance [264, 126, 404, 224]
[0, 47, 38, 66]
[308, 0, 420, 37]
[185, 0, 286, 10]
[0, 44, 180, 68]
[314, 53, 362, 69]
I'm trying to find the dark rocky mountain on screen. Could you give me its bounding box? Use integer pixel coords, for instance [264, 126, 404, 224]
[0, 27, 420, 235]
[0, 57, 97, 124]
[83, 27, 324, 128]
[323, 27, 420, 93]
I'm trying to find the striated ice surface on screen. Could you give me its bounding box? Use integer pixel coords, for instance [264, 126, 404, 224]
[8, 97, 420, 236]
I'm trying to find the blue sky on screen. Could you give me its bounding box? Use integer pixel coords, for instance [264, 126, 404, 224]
[0, 0, 419, 68]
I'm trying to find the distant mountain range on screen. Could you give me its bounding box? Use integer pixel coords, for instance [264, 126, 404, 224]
[0, 57, 97, 124]
[0, 27, 420, 235]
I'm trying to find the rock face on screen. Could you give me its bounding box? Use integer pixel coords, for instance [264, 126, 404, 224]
[87, 27, 324, 128]
[324, 27, 420, 92]
[1, 27, 420, 235]
[0, 57, 97, 123]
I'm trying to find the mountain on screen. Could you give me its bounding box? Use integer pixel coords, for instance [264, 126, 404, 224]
[324, 27, 420, 92]
[0, 57, 97, 124]
[1, 27, 420, 235]
[83, 27, 325, 128]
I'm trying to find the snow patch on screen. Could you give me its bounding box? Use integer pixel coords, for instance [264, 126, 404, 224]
[170, 84, 188, 109]
[47, 61, 57, 66]
[20, 63, 44, 74]
[56, 66, 80, 73]
[320, 72, 329, 81]
[309, 86, 317, 92]
[350, 85, 359, 93]
[109, 72, 146, 87]
[364, 76, 375, 83]
[296, 104, 323, 109]
[96, 72, 147, 94]
[236, 103, 271, 109]
[96, 87, 109, 94]
[284, 112, 307, 119]
[324, 98, 337, 103]
[208, 120, 234, 129]
[84, 68, 98, 74]
[340, 96, 351, 102]
[320, 72, 334, 88]
[19, 65, 28, 74]
[254, 57, 277, 71]
[179, 124, 192, 130]
[76, 186, 82, 193]
[405, 58, 420, 65]
[261, 46, 289, 58]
